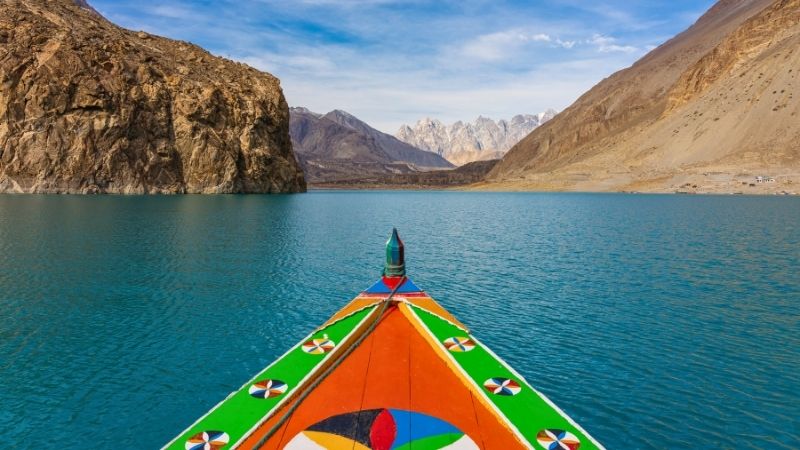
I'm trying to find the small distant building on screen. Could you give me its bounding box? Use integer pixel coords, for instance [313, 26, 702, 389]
[756, 176, 776, 183]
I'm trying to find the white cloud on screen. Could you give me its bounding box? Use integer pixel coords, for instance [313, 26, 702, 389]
[150, 5, 204, 21]
[271, 55, 637, 132]
[91, 0, 699, 132]
[556, 39, 577, 49]
[241, 54, 335, 73]
[460, 29, 574, 62]
[589, 34, 638, 53]
[292, 0, 405, 5]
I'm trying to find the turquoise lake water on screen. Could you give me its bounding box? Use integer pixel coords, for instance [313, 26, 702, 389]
[0, 192, 798, 449]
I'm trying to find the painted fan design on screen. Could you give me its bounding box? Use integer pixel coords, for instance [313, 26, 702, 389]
[302, 338, 336, 354]
[248, 379, 288, 399]
[185, 430, 229, 450]
[443, 336, 476, 352]
[483, 377, 522, 396]
[536, 429, 581, 450]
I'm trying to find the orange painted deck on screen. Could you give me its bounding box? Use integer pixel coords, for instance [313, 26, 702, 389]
[166, 230, 604, 450]
[240, 303, 525, 449]
[322, 295, 468, 331]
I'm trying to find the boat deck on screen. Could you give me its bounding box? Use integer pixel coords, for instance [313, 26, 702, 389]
[165, 230, 603, 449]
[165, 279, 602, 449]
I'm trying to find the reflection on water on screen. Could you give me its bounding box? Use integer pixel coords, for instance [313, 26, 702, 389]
[0, 193, 798, 449]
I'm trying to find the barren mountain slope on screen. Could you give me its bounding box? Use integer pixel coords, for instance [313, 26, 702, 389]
[291, 109, 392, 164]
[486, 0, 799, 194]
[322, 110, 452, 169]
[0, 0, 305, 193]
[289, 107, 451, 183]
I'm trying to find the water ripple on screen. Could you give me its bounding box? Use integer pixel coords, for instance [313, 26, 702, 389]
[0, 193, 798, 449]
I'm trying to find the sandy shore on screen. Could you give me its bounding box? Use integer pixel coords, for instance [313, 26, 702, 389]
[469, 169, 800, 195]
[311, 170, 800, 195]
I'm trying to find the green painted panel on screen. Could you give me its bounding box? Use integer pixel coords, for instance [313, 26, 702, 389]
[164, 307, 375, 450]
[392, 433, 463, 450]
[411, 306, 602, 450]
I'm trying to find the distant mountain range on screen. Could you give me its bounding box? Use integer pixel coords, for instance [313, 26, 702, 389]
[486, 0, 800, 194]
[290, 108, 453, 183]
[396, 111, 556, 166]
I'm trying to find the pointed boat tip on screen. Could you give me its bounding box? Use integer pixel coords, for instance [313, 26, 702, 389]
[386, 227, 401, 244]
[384, 227, 405, 278]
[389, 227, 401, 243]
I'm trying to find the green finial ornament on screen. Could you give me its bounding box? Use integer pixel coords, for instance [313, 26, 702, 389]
[384, 228, 405, 277]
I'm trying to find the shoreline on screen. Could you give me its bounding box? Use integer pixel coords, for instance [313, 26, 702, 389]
[307, 184, 799, 196]
[308, 167, 800, 196]
[0, 186, 795, 196]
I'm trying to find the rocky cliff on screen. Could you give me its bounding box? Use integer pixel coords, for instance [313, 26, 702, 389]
[486, 0, 799, 194]
[0, 0, 305, 193]
[397, 111, 556, 166]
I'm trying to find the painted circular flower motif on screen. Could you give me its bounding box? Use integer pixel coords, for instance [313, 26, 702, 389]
[248, 379, 288, 399]
[185, 430, 229, 450]
[302, 338, 336, 354]
[284, 408, 479, 449]
[536, 429, 581, 450]
[483, 377, 521, 396]
[443, 336, 476, 353]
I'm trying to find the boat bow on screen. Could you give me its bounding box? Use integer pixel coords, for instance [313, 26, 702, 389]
[165, 230, 603, 450]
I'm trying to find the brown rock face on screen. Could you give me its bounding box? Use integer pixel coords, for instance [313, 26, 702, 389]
[486, 0, 800, 193]
[0, 0, 305, 193]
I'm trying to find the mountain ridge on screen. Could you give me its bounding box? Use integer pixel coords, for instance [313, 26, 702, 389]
[290, 107, 453, 183]
[485, 0, 798, 194]
[397, 111, 556, 166]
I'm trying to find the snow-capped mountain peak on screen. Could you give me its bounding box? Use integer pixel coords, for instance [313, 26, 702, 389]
[395, 111, 556, 166]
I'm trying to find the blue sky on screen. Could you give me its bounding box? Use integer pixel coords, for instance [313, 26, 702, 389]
[91, 0, 716, 132]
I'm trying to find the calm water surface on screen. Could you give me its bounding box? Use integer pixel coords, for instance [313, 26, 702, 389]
[0, 192, 798, 449]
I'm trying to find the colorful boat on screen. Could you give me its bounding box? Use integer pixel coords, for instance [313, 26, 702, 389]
[164, 229, 604, 450]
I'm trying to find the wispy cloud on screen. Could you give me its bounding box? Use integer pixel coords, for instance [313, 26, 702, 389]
[150, 5, 199, 20]
[589, 34, 639, 53]
[90, 0, 715, 132]
[460, 30, 577, 62]
[291, 0, 407, 5]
